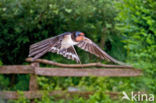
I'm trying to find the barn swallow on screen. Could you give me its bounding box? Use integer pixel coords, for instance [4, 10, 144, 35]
[29, 31, 124, 65]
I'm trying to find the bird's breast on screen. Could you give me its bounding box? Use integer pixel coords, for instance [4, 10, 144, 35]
[61, 34, 78, 49]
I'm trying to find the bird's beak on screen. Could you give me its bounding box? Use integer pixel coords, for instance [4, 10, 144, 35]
[80, 33, 85, 40]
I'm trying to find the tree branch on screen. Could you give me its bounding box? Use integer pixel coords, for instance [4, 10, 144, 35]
[25, 58, 133, 68]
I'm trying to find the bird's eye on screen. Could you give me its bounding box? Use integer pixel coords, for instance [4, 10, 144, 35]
[75, 32, 84, 37]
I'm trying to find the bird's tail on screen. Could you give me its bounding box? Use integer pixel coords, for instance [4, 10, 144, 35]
[28, 39, 51, 61]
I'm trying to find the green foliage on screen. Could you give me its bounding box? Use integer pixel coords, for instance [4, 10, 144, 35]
[0, 0, 156, 102]
[0, 75, 9, 90]
[0, 0, 121, 64]
[115, 0, 156, 94]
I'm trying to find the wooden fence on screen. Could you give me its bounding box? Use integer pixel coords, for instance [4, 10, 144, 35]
[0, 58, 142, 101]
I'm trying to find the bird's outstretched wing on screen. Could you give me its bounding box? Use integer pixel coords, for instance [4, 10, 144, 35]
[29, 33, 80, 63]
[29, 35, 63, 61]
[52, 46, 80, 63]
[76, 37, 125, 65]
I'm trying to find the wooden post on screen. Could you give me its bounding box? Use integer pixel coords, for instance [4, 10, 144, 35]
[29, 63, 39, 103]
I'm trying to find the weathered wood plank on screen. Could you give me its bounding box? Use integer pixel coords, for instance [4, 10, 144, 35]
[35, 67, 142, 77]
[0, 65, 33, 74]
[29, 63, 39, 103]
[0, 91, 42, 99]
[29, 63, 39, 91]
[0, 91, 119, 100]
[0, 65, 142, 77]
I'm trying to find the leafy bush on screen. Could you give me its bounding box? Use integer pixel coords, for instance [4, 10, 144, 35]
[0, 0, 155, 102]
[115, 0, 156, 94]
[0, 0, 124, 102]
[0, 0, 122, 64]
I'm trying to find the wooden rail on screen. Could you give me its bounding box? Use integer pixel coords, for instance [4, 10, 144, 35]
[0, 90, 120, 100]
[35, 67, 142, 77]
[0, 65, 33, 74]
[0, 58, 142, 101]
[0, 65, 142, 77]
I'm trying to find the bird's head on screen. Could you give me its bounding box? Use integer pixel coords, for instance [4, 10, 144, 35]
[74, 31, 85, 42]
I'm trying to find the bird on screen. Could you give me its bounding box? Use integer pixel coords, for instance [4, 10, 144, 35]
[28, 31, 125, 65]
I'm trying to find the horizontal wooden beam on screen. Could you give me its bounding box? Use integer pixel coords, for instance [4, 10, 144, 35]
[0, 91, 119, 100]
[26, 58, 133, 68]
[35, 67, 142, 77]
[0, 65, 142, 77]
[0, 65, 33, 74]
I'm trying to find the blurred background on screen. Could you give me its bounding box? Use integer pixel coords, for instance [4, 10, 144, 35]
[0, 0, 155, 102]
